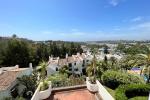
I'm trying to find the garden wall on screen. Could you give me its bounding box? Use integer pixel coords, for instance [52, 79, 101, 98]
[96, 80, 114, 100]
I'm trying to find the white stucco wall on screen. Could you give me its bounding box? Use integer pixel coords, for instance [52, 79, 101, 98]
[47, 64, 58, 76]
[96, 80, 114, 100]
[31, 81, 51, 100]
[0, 90, 10, 99]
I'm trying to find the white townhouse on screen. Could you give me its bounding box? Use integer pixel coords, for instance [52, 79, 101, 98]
[47, 53, 93, 76]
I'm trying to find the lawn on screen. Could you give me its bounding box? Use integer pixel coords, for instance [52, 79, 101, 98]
[104, 86, 115, 98]
[105, 86, 148, 100]
[129, 96, 148, 100]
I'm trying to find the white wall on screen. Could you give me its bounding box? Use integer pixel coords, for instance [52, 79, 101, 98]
[31, 85, 40, 100]
[47, 64, 58, 76]
[148, 92, 150, 100]
[0, 90, 10, 99]
[31, 81, 51, 100]
[96, 80, 114, 100]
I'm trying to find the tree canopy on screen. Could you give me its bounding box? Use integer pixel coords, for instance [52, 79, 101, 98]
[0, 37, 83, 67]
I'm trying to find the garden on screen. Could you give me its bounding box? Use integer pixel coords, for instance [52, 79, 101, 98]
[86, 48, 150, 100]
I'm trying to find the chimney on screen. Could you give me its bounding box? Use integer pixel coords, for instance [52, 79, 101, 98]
[57, 57, 60, 60]
[49, 55, 53, 61]
[29, 63, 33, 72]
[66, 53, 69, 62]
[29, 63, 33, 69]
[15, 65, 19, 69]
[66, 53, 68, 59]
[77, 52, 80, 56]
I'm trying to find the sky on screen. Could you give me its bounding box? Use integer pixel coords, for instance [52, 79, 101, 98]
[0, 0, 150, 41]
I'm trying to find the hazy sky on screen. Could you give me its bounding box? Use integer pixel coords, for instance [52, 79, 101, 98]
[0, 0, 150, 41]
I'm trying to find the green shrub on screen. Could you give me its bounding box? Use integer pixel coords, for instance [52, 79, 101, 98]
[3, 97, 13, 100]
[40, 81, 49, 91]
[101, 70, 144, 89]
[47, 74, 85, 88]
[115, 84, 150, 100]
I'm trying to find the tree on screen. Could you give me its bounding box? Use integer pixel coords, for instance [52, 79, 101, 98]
[1, 39, 31, 67]
[17, 71, 37, 99]
[59, 65, 70, 76]
[116, 43, 125, 52]
[12, 34, 17, 38]
[34, 43, 49, 65]
[17, 74, 37, 92]
[37, 61, 48, 81]
[86, 54, 97, 83]
[96, 61, 105, 80]
[109, 56, 119, 70]
[104, 45, 109, 54]
[134, 53, 150, 83]
[119, 55, 136, 70]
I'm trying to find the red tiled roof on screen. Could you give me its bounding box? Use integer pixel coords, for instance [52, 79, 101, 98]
[0, 68, 28, 91]
[0, 71, 19, 91]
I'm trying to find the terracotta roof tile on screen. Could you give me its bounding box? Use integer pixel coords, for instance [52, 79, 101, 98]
[0, 68, 27, 91]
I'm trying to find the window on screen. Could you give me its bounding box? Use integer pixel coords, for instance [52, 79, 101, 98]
[69, 63, 72, 67]
[69, 68, 72, 71]
[83, 60, 85, 64]
[74, 68, 78, 71]
[82, 64, 85, 67]
[56, 67, 58, 71]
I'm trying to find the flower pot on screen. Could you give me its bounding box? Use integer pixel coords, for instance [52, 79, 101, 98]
[39, 81, 51, 99]
[86, 77, 98, 92]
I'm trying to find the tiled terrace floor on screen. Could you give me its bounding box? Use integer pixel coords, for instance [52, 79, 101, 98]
[45, 88, 96, 100]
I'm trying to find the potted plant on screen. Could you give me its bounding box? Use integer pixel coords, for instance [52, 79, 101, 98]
[86, 54, 98, 92]
[86, 77, 98, 92]
[39, 80, 51, 99]
[37, 61, 52, 99]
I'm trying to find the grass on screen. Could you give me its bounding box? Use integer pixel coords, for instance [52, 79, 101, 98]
[105, 86, 148, 100]
[129, 96, 148, 100]
[104, 86, 115, 98]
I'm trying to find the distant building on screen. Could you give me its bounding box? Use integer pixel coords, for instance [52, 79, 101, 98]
[47, 53, 93, 76]
[0, 65, 33, 99]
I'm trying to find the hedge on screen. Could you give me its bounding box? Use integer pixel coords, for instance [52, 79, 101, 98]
[101, 70, 144, 89]
[115, 84, 150, 100]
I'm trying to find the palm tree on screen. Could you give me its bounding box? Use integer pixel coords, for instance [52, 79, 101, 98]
[109, 56, 119, 70]
[119, 55, 137, 70]
[59, 65, 70, 76]
[96, 61, 106, 81]
[134, 53, 150, 83]
[37, 61, 48, 81]
[86, 54, 97, 83]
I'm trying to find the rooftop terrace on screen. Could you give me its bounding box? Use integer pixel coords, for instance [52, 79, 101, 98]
[46, 88, 96, 100]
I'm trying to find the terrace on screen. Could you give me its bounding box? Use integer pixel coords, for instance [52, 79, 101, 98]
[31, 77, 114, 100]
[45, 85, 98, 100]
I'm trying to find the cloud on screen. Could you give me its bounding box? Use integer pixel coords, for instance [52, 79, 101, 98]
[71, 29, 79, 32]
[109, 0, 120, 6]
[41, 30, 86, 38]
[131, 16, 143, 22]
[108, 0, 127, 7]
[113, 26, 121, 31]
[109, 0, 118, 6]
[130, 22, 150, 30]
[137, 22, 150, 28]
